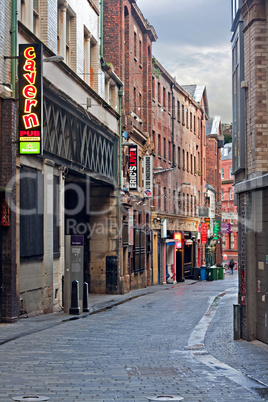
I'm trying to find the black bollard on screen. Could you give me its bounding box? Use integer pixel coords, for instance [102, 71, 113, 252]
[69, 280, 80, 315]
[83, 282, 89, 312]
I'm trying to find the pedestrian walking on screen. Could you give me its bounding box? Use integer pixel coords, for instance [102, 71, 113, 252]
[229, 259, 234, 275]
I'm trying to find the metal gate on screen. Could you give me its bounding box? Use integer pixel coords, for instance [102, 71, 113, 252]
[106, 256, 118, 294]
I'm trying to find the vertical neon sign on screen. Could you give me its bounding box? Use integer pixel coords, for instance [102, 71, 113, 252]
[19, 44, 43, 155]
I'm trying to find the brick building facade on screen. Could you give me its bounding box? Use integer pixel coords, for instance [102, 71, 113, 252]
[151, 60, 208, 283]
[103, 0, 157, 291]
[231, 0, 268, 344]
[221, 143, 238, 265]
[205, 117, 223, 265]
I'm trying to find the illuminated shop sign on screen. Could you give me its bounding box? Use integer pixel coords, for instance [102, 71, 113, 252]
[19, 44, 43, 155]
[129, 145, 138, 191]
[201, 223, 207, 244]
[174, 232, 182, 248]
[143, 155, 153, 198]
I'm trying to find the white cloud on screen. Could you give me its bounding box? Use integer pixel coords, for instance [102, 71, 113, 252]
[137, 0, 232, 122]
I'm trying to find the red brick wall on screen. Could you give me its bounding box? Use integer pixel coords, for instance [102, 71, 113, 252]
[103, 0, 154, 135]
[152, 60, 207, 216]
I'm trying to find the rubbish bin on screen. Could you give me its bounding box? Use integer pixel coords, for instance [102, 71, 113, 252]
[206, 266, 214, 281]
[193, 267, 200, 280]
[211, 265, 218, 280]
[200, 266, 206, 281]
[218, 266, 224, 280]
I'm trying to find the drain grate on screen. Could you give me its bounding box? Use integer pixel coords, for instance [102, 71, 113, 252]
[12, 396, 49, 401]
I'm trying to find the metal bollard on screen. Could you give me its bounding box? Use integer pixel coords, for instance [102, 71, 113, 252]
[83, 282, 89, 312]
[233, 304, 241, 340]
[69, 280, 80, 315]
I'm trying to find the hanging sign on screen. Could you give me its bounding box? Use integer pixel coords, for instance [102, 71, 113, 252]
[161, 219, 167, 238]
[129, 145, 138, 190]
[128, 208, 134, 246]
[143, 155, 153, 198]
[19, 43, 43, 155]
[221, 222, 231, 234]
[201, 223, 207, 244]
[213, 219, 221, 238]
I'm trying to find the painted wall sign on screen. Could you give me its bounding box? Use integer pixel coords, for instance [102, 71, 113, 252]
[201, 223, 207, 244]
[128, 145, 138, 190]
[143, 155, 153, 198]
[19, 44, 43, 155]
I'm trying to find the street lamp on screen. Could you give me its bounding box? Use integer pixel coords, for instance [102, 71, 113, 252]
[0, 83, 13, 92]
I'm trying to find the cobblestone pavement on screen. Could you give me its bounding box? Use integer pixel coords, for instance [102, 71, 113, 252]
[0, 272, 267, 402]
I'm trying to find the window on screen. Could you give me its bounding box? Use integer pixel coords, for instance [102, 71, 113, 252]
[163, 138, 166, 159]
[134, 32, 137, 58]
[58, 3, 76, 68]
[33, 0, 40, 36]
[168, 141, 171, 161]
[230, 166, 233, 177]
[139, 92, 142, 118]
[173, 190, 176, 214]
[177, 100, 180, 121]
[164, 187, 167, 211]
[178, 147, 181, 166]
[158, 134, 161, 156]
[66, 13, 70, 65]
[230, 188, 233, 200]
[221, 168, 224, 179]
[182, 104, 185, 125]
[158, 185, 161, 210]
[139, 39, 142, 63]
[21, 0, 40, 36]
[186, 108, 188, 127]
[190, 112, 192, 131]
[168, 92, 171, 112]
[178, 192, 181, 213]
[134, 227, 145, 272]
[163, 87, 166, 108]
[152, 76, 155, 99]
[134, 87, 137, 113]
[183, 149, 185, 169]
[186, 151, 189, 172]
[221, 189, 224, 201]
[193, 115, 196, 133]
[20, 166, 44, 260]
[158, 82, 161, 103]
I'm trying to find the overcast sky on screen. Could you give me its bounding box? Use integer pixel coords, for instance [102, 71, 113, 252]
[137, 0, 232, 123]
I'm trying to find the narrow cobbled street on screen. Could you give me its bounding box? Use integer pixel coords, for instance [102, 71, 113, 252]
[0, 273, 267, 401]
